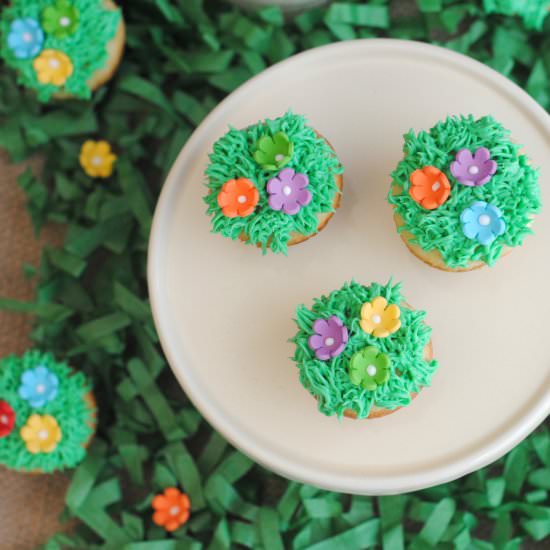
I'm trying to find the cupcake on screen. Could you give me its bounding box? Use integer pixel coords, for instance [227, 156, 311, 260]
[292, 281, 438, 419]
[0, 0, 125, 102]
[0, 350, 96, 473]
[204, 111, 344, 254]
[388, 115, 541, 271]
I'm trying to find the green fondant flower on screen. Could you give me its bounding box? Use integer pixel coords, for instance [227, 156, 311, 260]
[42, 0, 80, 39]
[349, 346, 391, 391]
[253, 131, 293, 170]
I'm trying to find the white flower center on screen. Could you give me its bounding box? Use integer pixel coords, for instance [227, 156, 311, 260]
[275, 154, 284, 162]
[170, 506, 180, 516]
[22, 32, 33, 43]
[91, 156, 103, 166]
[478, 214, 491, 226]
[371, 314, 381, 324]
[282, 185, 292, 196]
[49, 58, 60, 69]
[38, 429, 49, 440]
[0, 414, 8, 424]
[324, 337, 335, 347]
[468, 165, 480, 175]
[59, 16, 71, 27]
[366, 365, 377, 377]
[237, 195, 247, 204]
[431, 182, 440, 192]
[36, 384, 46, 394]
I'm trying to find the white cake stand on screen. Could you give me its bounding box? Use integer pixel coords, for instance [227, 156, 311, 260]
[148, 40, 550, 495]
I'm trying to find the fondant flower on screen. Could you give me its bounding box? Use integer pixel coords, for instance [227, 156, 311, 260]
[308, 315, 348, 360]
[253, 132, 293, 170]
[409, 166, 451, 210]
[349, 346, 391, 391]
[460, 201, 506, 245]
[360, 296, 401, 338]
[152, 488, 191, 532]
[7, 18, 44, 59]
[267, 168, 312, 215]
[33, 49, 73, 86]
[20, 414, 62, 454]
[79, 140, 117, 178]
[42, 0, 80, 39]
[0, 401, 16, 438]
[18, 366, 59, 408]
[450, 147, 497, 187]
[217, 177, 259, 218]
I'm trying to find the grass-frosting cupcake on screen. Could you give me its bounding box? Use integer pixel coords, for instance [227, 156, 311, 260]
[0, 0, 125, 102]
[0, 350, 96, 473]
[204, 111, 344, 254]
[292, 281, 438, 419]
[388, 115, 541, 271]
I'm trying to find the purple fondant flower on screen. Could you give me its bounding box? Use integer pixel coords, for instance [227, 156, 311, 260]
[308, 315, 348, 361]
[267, 168, 312, 215]
[450, 147, 497, 187]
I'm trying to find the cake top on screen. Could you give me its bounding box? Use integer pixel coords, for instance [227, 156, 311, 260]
[0, 0, 121, 101]
[0, 350, 95, 472]
[292, 280, 438, 419]
[388, 115, 541, 268]
[204, 111, 343, 254]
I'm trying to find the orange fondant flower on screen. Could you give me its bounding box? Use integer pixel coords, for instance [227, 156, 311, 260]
[409, 166, 451, 210]
[33, 49, 73, 86]
[217, 178, 259, 218]
[152, 488, 191, 532]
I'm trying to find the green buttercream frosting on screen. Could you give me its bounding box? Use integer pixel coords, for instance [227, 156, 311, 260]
[0, 350, 95, 472]
[0, 0, 122, 101]
[388, 115, 541, 268]
[292, 281, 439, 419]
[204, 111, 344, 254]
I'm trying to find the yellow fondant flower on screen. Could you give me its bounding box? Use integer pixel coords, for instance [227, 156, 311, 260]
[79, 140, 117, 178]
[360, 296, 401, 338]
[20, 414, 62, 454]
[33, 49, 73, 86]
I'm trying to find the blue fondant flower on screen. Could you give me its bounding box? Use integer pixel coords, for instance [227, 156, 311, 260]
[7, 18, 45, 60]
[460, 201, 505, 245]
[18, 365, 59, 408]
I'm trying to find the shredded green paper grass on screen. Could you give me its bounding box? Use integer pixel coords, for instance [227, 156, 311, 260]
[0, 0, 549, 548]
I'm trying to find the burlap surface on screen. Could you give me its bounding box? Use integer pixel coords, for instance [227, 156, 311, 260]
[0, 150, 69, 550]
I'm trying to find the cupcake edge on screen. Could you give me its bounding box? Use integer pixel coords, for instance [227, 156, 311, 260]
[204, 112, 344, 254]
[1, 0, 124, 101]
[0, 351, 96, 473]
[293, 281, 439, 420]
[387, 115, 541, 270]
